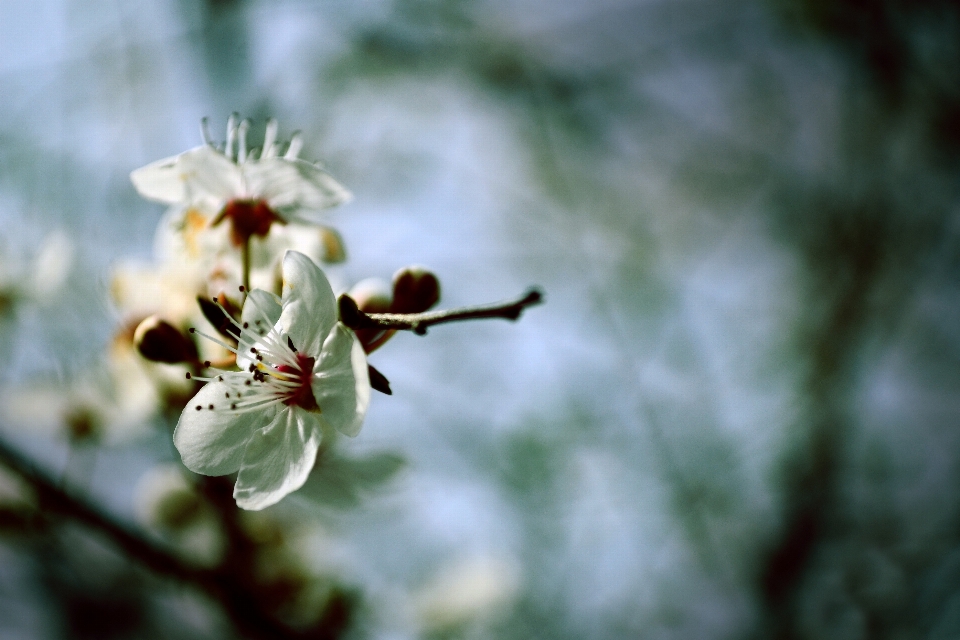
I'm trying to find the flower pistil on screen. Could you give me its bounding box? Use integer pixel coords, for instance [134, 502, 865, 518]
[188, 295, 318, 416]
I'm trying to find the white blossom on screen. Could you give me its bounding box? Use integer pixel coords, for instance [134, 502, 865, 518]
[0, 230, 73, 315]
[174, 251, 370, 510]
[130, 115, 351, 248]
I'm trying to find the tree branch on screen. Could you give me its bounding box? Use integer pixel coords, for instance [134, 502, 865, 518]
[339, 287, 544, 335]
[0, 433, 307, 640]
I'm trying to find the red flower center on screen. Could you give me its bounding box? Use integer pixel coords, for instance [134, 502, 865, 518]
[213, 199, 286, 246]
[276, 353, 318, 411]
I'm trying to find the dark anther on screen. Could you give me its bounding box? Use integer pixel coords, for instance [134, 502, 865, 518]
[249, 363, 256, 372]
[218, 375, 224, 381]
[195, 405, 202, 411]
[204, 360, 211, 368]
[231, 403, 237, 410]
[188, 327, 196, 333]
[239, 285, 245, 292]
[225, 393, 230, 398]
[185, 372, 191, 379]
[287, 336, 298, 353]
[208, 404, 214, 410]
[256, 354, 263, 361]
[251, 347, 258, 353]
[243, 322, 249, 328]
[245, 380, 252, 386]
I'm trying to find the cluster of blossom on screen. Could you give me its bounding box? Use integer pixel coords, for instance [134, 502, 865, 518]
[0, 114, 537, 636]
[118, 115, 453, 511]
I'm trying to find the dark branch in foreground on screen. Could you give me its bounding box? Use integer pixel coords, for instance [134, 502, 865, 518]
[0, 434, 309, 640]
[339, 287, 544, 335]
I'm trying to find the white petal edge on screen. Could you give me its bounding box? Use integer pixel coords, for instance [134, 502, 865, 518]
[131, 152, 189, 204]
[237, 289, 282, 370]
[311, 323, 371, 438]
[278, 251, 337, 356]
[233, 407, 323, 510]
[174, 381, 273, 476]
[175, 146, 244, 208]
[245, 157, 352, 213]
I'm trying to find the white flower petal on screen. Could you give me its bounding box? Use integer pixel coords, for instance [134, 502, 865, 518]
[130, 152, 189, 204]
[132, 145, 242, 213]
[31, 230, 73, 299]
[233, 407, 322, 510]
[237, 289, 282, 370]
[278, 251, 337, 356]
[176, 146, 244, 208]
[245, 158, 351, 213]
[174, 382, 272, 476]
[311, 324, 370, 437]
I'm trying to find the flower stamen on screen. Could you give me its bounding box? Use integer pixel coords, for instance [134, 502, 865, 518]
[189, 309, 320, 415]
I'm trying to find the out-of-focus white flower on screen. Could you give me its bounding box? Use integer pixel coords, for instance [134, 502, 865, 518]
[31, 230, 73, 301]
[109, 263, 208, 413]
[109, 325, 181, 428]
[0, 356, 154, 444]
[174, 251, 370, 510]
[110, 247, 231, 370]
[196, 220, 349, 298]
[414, 555, 521, 632]
[1, 304, 174, 444]
[131, 115, 350, 248]
[135, 465, 225, 566]
[110, 254, 206, 328]
[0, 230, 73, 315]
[0, 464, 36, 511]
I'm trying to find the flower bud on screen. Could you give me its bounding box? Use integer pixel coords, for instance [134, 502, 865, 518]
[198, 295, 240, 339]
[348, 278, 392, 314]
[320, 226, 348, 264]
[134, 315, 198, 364]
[347, 278, 393, 354]
[391, 266, 440, 314]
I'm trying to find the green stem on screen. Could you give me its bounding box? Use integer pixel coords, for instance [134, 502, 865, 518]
[241, 236, 251, 295]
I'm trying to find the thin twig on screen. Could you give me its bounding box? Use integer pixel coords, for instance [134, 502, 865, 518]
[339, 288, 544, 335]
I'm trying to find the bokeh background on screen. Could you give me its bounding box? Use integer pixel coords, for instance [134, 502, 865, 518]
[1, 0, 960, 638]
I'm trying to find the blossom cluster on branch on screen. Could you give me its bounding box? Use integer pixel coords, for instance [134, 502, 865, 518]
[0, 114, 540, 637]
[117, 115, 541, 511]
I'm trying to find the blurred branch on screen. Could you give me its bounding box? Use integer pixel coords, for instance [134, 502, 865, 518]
[0, 433, 322, 640]
[757, 208, 895, 638]
[339, 287, 543, 335]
